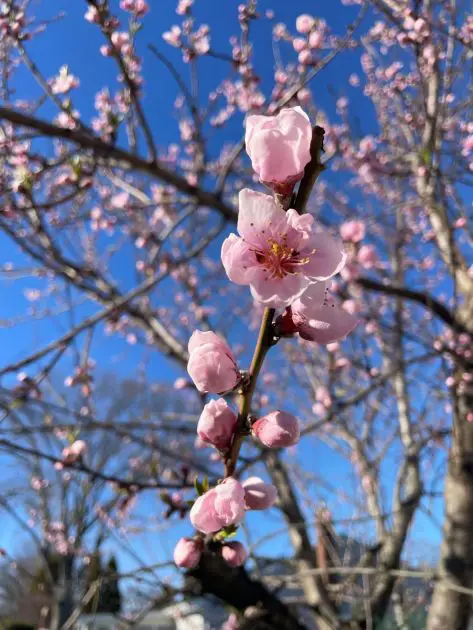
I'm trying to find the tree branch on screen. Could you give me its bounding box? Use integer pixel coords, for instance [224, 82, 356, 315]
[0, 106, 236, 221]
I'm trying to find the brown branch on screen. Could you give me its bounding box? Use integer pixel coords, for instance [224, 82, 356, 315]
[0, 438, 192, 491]
[187, 551, 306, 630]
[0, 106, 236, 221]
[294, 126, 326, 214]
[356, 276, 469, 335]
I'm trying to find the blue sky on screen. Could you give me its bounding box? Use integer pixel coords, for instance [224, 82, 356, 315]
[0, 0, 448, 601]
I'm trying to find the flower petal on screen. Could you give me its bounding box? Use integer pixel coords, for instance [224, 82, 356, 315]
[237, 189, 286, 244]
[291, 281, 327, 324]
[250, 270, 310, 307]
[304, 230, 347, 281]
[221, 234, 257, 285]
[299, 301, 359, 344]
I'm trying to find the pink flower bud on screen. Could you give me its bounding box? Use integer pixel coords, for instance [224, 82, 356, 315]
[197, 399, 237, 450]
[298, 50, 313, 65]
[187, 331, 240, 394]
[221, 541, 247, 567]
[357, 244, 378, 269]
[173, 377, 189, 390]
[173, 537, 202, 568]
[243, 476, 277, 510]
[297, 88, 311, 104]
[252, 411, 300, 448]
[292, 37, 307, 53]
[245, 107, 312, 194]
[296, 14, 315, 34]
[100, 45, 113, 57]
[190, 478, 246, 534]
[309, 30, 324, 48]
[340, 220, 366, 243]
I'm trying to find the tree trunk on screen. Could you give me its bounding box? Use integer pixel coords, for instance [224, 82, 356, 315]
[426, 388, 473, 630]
[57, 554, 75, 628]
[266, 452, 338, 630]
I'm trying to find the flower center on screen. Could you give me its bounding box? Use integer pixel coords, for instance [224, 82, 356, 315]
[255, 237, 310, 279]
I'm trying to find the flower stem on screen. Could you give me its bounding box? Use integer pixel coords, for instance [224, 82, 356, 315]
[224, 307, 275, 477]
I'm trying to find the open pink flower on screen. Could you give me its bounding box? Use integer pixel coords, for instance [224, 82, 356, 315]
[340, 220, 366, 243]
[190, 477, 246, 534]
[120, 0, 149, 17]
[197, 398, 237, 450]
[245, 107, 312, 193]
[187, 331, 240, 394]
[243, 476, 277, 510]
[280, 282, 358, 344]
[252, 411, 300, 448]
[221, 189, 346, 308]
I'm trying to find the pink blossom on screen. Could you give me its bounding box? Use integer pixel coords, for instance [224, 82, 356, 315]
[221, 189, 346, 308]
[173, 537, 202, 568]
[340, 220, 366, 243]
[193, 26, 210, 55]
[190, 477, 246, 534]
[357, 244, 378, 269]
[297, 88, 311, 104]
[298, 50, 313, 65]
[177, 0, 193, 14]
[163, 25, 182, 47]
[252, 410, 300, 448]
[55, 111, 79, 129]
[84, 6, 100, 22]
[221, 541, 247, 567]
[309, 30, 324, 48]
[62, 440, 87, 465]
[293, 37, 307, 53]
[50, 66, 79, 94]
[296, 14, 314, 34]
[110, 192, 129, 209]
[462, 135, 473, 155]
[242, 476, 277, 510]
[100, 45, 113, 57]
[244, 107, 312, 193]
[287, 282, 358, 344]
[173, 377, 188, 390]
[120, 0, 149, 17]
[187, 330, 240, 393]
[273, 23, 288, 40]
[111, 31, 131, 53]
[197, 398, 237, 450]
[316, 386, 332, 408]
[349, 73, 360, 86]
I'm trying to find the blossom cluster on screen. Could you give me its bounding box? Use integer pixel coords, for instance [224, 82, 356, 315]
[173, 106, 357, 571]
